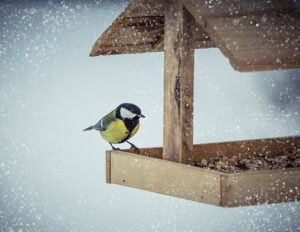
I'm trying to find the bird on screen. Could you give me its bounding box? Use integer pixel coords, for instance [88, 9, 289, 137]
[83, 103, 145, 151]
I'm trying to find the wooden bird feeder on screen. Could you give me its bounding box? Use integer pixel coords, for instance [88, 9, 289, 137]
[90, 0, 300, 207]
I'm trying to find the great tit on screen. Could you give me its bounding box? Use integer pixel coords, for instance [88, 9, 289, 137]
[83, 103, 145, 151]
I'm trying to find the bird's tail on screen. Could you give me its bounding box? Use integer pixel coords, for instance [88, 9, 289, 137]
[83, 125, 94, 131]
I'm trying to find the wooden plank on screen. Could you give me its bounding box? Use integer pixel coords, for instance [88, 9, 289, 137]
[163, 0, 194, 163]
[181, 0, 300, 71]
[110, 150, 222, 205]
[192, 136, 300, 162]
[124, 0, 295, 18]
[208, 12, 300, 71]
[124, 0, 164, 17]
[89, 11, 126, 56]
[90, 16, 164, 56]
[182, 0, 295, 19]
[90, 0, 299, 72]
[90, 0, 164, 56]
[123, 146, 163, 159]
[106, 136, 300, 207]
[221, 168, 300, 207]
[90, 15, 214, 56]
[182, 0, 242, 70]
[125, 0, 295, 18]
[151, 20, 215, 51]
[123, 136, 300, 162]
[106, 151, 112, 183]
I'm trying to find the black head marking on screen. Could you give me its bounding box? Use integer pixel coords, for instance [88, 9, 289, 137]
[115, 103, 143, 132]
[116, 103, 142, 120]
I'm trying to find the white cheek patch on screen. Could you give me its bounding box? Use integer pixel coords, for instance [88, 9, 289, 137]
[120, 107, 137, 119]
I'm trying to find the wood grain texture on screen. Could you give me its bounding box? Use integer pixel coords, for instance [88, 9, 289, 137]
[124, 136, 300, 161]
[106, 136, 300, 207]
[181, 0, 294, 19]
[110, 150, 221, 205]
[123, 147, 163, 159]
[192, 136, 300, 162]
[90, 0, 299, 71]
[89, 16, 213, 56]
[89, 0, 214, 57]
[221, 168, 300, 207]
[181, 0, 300, 71]
[163, 0, 194, 163]
[125, 0, 294, 18]
[181, 0, 240, 70]
[208, 12, 300, 71]
[124, 0, 164, 17]
[106, 151, 111, 183]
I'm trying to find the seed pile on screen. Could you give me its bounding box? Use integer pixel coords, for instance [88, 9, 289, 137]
[193, 148, 300, 173]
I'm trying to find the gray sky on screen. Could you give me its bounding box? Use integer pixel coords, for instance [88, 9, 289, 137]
[0, 1, 300, 232]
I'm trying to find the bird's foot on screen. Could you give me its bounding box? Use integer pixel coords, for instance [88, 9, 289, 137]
[109, 143, 121, 151]
[127, 141, 140, 153]
[130, 145, 139, 153]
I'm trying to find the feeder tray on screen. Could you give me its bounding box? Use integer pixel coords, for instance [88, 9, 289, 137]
[106, 136, 300, 207]
[90, 0, 300, 206]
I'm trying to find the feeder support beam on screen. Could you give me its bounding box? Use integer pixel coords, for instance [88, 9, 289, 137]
[163, 0, 194, 163]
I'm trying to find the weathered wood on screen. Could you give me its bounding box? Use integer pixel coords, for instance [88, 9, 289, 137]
[126, 136, 300, 162]
[124, 146, 163, 159]
[221, 168, 300, 207]
[181, 0, 300, 71]
[106, 151, 112, 183]
[125, 0, 294, 18]
[90, 0, 300, 71]
[207, 12, 300, 71]
[110, 150, 222, 205]
[107, 151, 300, 206]
[192, 136, 300, 162]
[181, 0, 238, 69]
[124, 0, 164, 17]
[106, 136, 300, 207]
[181, 0, 294, 19]
[90, 15, 213, 56]
[163, 0, 194, 163]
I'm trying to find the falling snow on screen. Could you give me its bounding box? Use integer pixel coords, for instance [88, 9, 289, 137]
[0, 0, 300, 232]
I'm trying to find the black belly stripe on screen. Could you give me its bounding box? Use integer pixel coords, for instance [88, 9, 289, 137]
[119, 132, 132, 143]
[118, 118, 139, 144]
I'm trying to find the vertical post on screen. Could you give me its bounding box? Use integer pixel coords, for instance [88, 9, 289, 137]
[163, 0, 194, 163]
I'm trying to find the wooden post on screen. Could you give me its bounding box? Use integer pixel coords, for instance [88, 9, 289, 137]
[163, 0, 194, 163]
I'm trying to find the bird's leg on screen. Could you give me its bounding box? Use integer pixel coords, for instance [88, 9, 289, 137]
[126, 141, 140, 153]
[109, 142, 121, 151]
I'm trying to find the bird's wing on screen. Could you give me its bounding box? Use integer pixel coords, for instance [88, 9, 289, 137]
[93, 119, 105, 131]
[94, 109, 116, 131]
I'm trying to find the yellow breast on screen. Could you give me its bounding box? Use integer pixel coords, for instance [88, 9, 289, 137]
[100, 119, 140, 144]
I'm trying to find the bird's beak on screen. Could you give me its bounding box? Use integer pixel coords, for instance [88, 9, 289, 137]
[138, 114, 145, 118]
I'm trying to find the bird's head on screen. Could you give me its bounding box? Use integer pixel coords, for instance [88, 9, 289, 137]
[116, 103, 145, 121]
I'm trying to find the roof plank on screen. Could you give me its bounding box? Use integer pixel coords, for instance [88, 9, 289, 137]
[124, 0, 164, 17]
[90, 14, 215, 56]
[90, 0, 300, 71]
[182, 0, 295, 18]
[182, 0, 299, 71]
[209, 12, 300, 71]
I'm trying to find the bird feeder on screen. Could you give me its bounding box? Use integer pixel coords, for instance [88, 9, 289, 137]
[90, 0, 300, 207]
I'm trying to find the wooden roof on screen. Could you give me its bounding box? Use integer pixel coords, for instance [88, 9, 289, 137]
[90, 0, 300, 72]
